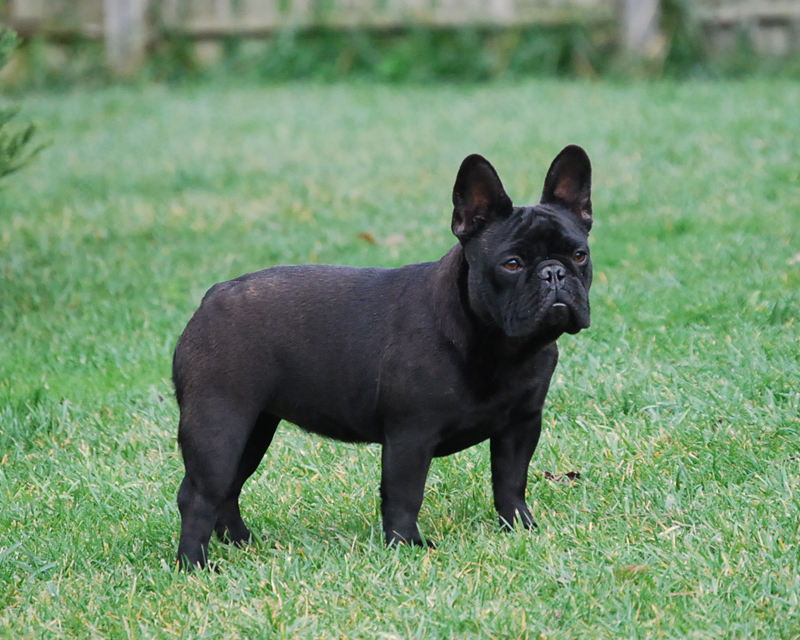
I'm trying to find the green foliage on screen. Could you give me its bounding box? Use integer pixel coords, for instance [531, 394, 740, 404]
[0, 107, 42, 180]
[660, 0, 706, 76]
[144, 23, 800, 85]
[146, 24, 613, 84]
[0, 20, 42, 182]
[5, 35, 108, 91]
[0, 20, 18, 69]
[1, 81, 799, 636]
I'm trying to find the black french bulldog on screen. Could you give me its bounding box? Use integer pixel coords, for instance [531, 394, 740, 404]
[173, 145, 594, 569]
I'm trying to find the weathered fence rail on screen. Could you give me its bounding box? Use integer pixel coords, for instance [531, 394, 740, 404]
[6, 0, 614, 35]
[156, 0, 613, 31]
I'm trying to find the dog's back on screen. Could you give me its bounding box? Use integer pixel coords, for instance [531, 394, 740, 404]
[173, 259, 450, 443]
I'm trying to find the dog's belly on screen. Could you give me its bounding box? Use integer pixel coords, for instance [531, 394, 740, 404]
[277, 405, 528, 456]
[265, 369, 546, 457]
[270, 405, 380, 444]
[259, 337, 555, 455]
[261, 363, 386, 443]
[433, 426, 494, 457]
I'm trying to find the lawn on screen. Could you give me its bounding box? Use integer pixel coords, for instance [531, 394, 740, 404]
[1, 79, 799, 638]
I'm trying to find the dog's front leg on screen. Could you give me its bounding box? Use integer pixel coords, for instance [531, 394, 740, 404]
[490, 412, 543, 531]
[380, 436, 435, 548]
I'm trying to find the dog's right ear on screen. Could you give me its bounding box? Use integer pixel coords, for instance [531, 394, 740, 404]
[452, 155, 513, 242]
[540, 145, 592, 230]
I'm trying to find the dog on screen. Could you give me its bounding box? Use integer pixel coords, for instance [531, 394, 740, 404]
[172, 145, 594, 569]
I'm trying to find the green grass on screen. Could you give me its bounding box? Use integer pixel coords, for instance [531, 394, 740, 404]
[1, 79, 799, 638]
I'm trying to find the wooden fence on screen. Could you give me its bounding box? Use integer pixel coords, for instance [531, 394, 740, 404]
[6, 0, 617, 36]
[4, 0, 800, 76]
[698, 1, 800, 57]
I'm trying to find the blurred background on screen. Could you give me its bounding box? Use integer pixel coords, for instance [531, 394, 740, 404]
[2, 0, 799, 85]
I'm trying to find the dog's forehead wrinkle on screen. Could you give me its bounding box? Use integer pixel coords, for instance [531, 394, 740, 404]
[514, 205, 588, 250]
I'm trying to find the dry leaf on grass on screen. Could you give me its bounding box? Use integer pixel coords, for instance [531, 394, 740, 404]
[544, 471, 582, 483]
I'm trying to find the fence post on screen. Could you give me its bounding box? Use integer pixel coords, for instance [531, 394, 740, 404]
[104, 0, 147, 77]
[620, 0, 662, 56]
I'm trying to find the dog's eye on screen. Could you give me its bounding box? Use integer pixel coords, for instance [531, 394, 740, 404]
[503, 259, 521, 271]
[573, 251, 588, 264]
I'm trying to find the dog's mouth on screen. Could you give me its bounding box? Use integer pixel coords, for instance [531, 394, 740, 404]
[548, 301, 571, 326]
[499, 291, 589, 339]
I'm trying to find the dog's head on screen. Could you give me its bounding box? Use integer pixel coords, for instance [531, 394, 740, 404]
[452, 145, 593, 339]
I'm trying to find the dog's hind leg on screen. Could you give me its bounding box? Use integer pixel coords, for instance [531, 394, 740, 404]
[175, 400, 261, 570]
[214, 411, 280, 546]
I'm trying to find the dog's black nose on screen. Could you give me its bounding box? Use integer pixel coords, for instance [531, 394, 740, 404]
[539, 263, 566, 284]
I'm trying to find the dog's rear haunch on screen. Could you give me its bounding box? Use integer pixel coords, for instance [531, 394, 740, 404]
[174, 146, 593, 569]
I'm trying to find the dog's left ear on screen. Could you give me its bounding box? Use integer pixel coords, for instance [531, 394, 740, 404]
[452, 154, 513, 242]
[540, 145, 592, 230]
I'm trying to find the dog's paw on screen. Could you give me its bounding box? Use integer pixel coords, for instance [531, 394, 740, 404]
[177, 556, 219, 572]
[498, 508, 537, 532]
[214, 522, 254, 547]
[385, 531, 436, 550]
[216, 531, 254, 548]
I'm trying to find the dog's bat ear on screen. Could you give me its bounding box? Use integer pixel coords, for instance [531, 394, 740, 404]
[452, 154, 513, 242]
[540, 145, 592, 230]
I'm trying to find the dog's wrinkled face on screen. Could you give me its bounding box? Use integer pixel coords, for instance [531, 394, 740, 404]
[452, 146, 594, 340]
[466, 204, 592, 337]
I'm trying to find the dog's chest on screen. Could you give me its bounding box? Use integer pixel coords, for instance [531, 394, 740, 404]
[424, 347, 556, 456]
[430, 388, 542, 457]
